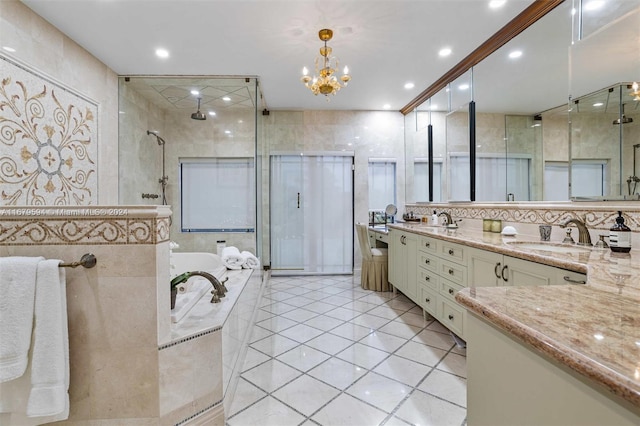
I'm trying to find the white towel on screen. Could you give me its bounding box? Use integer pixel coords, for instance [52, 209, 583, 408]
[27, 259, 69, 417]
[241, 251, 260, 269]
[221, 246, 244, 270]
[0, 256, 42, 383]
[0, 258, 69, 424]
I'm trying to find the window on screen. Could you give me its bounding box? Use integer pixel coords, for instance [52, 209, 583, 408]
[180, 158, 255, 232]
[571, 159, 608, 198]
[368, 159, 396, 210]
[414, 159, 443, 202]
[450, 153, 531, 201]
[544, 161, 569, 201]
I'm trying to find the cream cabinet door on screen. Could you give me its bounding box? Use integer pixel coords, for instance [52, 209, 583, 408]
[467, 247, 502, 287]
[388, 229, 418, 299]
[502, 255, 558, 286]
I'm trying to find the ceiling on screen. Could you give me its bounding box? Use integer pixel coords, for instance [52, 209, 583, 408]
[18, 0, 638, 114]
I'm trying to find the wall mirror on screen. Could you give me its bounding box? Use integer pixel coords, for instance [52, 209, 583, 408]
[405, 0, 639, 203]
[569, 4, 640, 200]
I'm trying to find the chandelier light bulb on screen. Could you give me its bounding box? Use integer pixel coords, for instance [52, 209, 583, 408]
[302, 67, 309, 76]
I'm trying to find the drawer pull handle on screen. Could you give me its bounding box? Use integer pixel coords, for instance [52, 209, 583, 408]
[425, 259, 430, 264]
[501, 265, 509, 282]
[494, 262, 501, 279]
[563, 276, 586, 285]
[448, 288, 454, 295]
[425, 242, 430, 248]
[448, 314, 454, 321]
[425, 297, 431, 303]
[448, 268, 454, 275]
[448, 249, 454, 255]
[424, 276, 430, 281]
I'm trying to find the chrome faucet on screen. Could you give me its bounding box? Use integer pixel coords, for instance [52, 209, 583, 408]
[438, 211, 454, 226]
[559, 218, 592, 246]
[171, 271, 228, 303]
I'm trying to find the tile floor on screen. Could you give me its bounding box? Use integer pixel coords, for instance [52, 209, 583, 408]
[226, 275, 467, 426]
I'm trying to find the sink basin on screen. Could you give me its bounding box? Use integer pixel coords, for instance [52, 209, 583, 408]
[506, 241, 592, 254]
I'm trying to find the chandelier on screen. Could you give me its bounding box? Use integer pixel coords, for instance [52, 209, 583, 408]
[301, 29, 351, 98]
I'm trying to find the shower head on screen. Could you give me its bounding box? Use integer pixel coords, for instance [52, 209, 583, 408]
[146, 130, 165, 145]
[613, 104, 634, 125]
[191, 97, 206, 120]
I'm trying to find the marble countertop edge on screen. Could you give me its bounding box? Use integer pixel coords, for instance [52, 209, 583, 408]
[456, 289, 640, 408]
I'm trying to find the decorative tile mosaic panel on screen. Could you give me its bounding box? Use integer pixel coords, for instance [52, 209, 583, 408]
[0, 55, 98, 205]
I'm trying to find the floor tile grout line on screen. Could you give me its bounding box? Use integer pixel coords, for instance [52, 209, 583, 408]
[233, 276, 467, 425]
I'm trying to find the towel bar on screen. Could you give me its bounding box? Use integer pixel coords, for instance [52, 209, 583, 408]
[59, 253, 97, 269]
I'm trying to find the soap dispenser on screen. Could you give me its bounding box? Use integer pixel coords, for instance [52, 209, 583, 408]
[609, 211, 631, 253]
[431, 210, 438, 226]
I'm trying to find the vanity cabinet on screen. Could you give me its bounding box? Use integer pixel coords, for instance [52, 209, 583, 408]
[417, 236, 468, 337]
[388, 229, 418, 299]
[390, 227, 588, 342]
[467, 247, 587, 287]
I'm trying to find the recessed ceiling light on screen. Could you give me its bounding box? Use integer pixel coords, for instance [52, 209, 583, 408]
[383, 104, 391, 110]
[404, 82, 415, 89]
[508, 50, 523, 59]
[208, 111, 216, 116]
[458, 84, 469, 90]
[584, 1, 605, 11]
[155, 48, 169, 59]
[593, 102, 604, 107]
[222, 96, 231, 101]
[489, 0, 507, 9]
[191, 90, 200, 95]
[2, 46, 16, 52]
[439, 48, 452, 57]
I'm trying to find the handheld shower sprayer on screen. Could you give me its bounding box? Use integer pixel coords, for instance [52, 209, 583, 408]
[146, 130, 168, 205]
[146, 130, 165, 145]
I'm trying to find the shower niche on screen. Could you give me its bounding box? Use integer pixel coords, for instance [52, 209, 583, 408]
[569, 83, 640, 200]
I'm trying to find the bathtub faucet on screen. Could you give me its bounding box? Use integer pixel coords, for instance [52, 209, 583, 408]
[171, 271, 228, 303]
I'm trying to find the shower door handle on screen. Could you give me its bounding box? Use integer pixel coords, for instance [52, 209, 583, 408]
[297, 192, 300, 208]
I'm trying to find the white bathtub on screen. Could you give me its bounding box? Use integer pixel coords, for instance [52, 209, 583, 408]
[171, 251, 226, 278]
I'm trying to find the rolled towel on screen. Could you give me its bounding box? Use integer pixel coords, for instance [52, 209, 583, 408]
[241, 251, 260, 269]
[221, 246, 243, 270]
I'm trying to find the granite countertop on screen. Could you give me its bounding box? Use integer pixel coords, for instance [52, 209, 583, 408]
[387, 222, 640, 407]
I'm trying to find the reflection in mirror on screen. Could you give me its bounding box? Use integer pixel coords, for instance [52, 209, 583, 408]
[470, 1, 571, 202]
[570, 83, 640, 200]
[570, 3, 640, 200]
[446, 102, 472, 201]
[404, 88, 447, 203]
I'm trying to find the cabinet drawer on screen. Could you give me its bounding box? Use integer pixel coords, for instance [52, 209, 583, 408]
[375, 232, 389, 244]
[419, 284, 438, 317]
[418, 268, 439, 290]
[419, 236, 438, 254]
[440, 298, 465, 337]
[418, 251, 439, 273]
[440, 241, 467, 265]
[439, 277, 463, 303]
[439, 258, 468, 286]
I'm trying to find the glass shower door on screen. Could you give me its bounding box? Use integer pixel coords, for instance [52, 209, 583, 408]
[270, 154, 353, 275]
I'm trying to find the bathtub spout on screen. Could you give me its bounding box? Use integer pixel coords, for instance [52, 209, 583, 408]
[170, 271, 227, 303]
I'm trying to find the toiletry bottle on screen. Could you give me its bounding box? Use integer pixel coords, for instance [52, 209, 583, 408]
[431, 210, 438, 226]
[609, 211, 631, 253]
